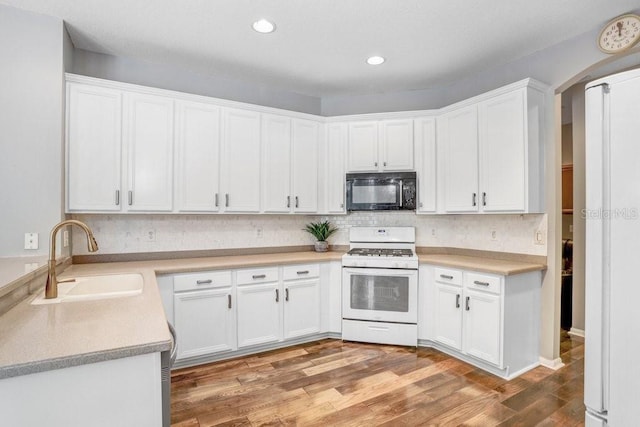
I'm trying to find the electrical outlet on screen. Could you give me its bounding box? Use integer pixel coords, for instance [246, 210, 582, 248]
[146, 230, 156, 242]
[431, 228, 436, 237]
[63, 230, 69, 247]
[534, 229, 546, 245]
[24, 233, 38, 250]
[491, 230, 497, 241]
[256, 227, 263, 238]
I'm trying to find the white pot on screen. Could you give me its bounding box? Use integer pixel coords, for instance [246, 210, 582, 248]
[314, 241, 329, 252]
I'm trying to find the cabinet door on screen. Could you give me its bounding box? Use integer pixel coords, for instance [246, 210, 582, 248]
[124, 92, 174, 211]
[347, 121, 379, 172]
[415, 117, 437, 213]
[441, 106, 479, 212]
[326, 123, 347, 213]
[262, 114, 292, 213]
[174, 288, 236, 360]
[380, 119, 414, 171]
[463, 289, 501, 366]
[236, 282, 281, 347]
[479, 89, 526, 212]
[433, 283, 463, 350]
[175, 101, 220, 212]
[292, 119, 319, 212]
[221, 108, 261, 212]
[67, 84, 122, 212]
[283, 278, 321, 339]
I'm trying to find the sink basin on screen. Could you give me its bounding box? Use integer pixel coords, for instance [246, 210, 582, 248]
[31, 273, 143, 305]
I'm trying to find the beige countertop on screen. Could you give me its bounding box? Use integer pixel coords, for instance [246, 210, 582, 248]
[0, 249, 543, 379]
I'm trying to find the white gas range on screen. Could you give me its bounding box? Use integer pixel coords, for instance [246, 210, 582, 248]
[341, 227, 419, 347]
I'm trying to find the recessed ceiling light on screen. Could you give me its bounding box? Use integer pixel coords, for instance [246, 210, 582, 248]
[366, 56, 385, 65]
[252, 19, 276, 34]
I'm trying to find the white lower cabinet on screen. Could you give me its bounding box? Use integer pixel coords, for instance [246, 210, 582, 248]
[236, 269, 282, 348]
[283, 265, 321, 339]
[172, 271, 235, 360]
[421, 265, 540, 379]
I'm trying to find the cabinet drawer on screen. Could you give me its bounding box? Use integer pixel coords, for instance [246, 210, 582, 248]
[434, 268, 462, 286]
[283, 264, 320, 281]
[236, 267, 279, 285]
[465, 272, 502, 294]
[174, 270, 232, 292]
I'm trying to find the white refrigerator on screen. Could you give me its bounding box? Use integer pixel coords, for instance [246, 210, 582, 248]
[585, 68, 640, 426]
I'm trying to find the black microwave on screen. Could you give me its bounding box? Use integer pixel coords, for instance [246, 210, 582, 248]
[346, 172, 417, 211]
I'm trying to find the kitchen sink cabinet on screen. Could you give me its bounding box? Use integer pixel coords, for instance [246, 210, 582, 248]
[346, 119, 414, 173]
[220, 108, 262, 213]
[174, 101, 221, 212]
[66, 83, 123, 212]
[420, 265, 541, 379]
[438, 82, 545, 214]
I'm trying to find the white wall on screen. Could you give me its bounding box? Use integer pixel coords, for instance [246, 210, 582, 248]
[0, 5, 65, 257]
[571, 84, 586, 335]
[71, 212, 546, 256]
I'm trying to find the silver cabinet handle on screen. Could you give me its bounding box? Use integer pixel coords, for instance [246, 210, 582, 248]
[115, 190, 120, 206]
[473, 280, 490, 287]
[275, 288, 279, 302]
[297, 270, 309, 275]
[374, 161, 378, 167]
[196, 279, 212, 285]
[295, 196, 299, 208]
[440, 274, 453, 280]
[287, 196, 290, 208]
[472, 193, 477, 207]
[456, 294, 460, 308]
[128, 190, 133, 206]
[383, 161, 387, 167]
[215, 193, 219, 207]
[465, 296, 470, 311]
[285, 288, 289, 302]
[228, 294, 232, 309]
[419, 202, 423, 208]
[340, 203, 344, 208]
[252, 274, 266, 279]
[482, 192, 487, 206]
[225, 193, 229, 207]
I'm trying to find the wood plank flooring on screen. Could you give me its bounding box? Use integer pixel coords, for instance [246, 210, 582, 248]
[171, 331, 584, 426]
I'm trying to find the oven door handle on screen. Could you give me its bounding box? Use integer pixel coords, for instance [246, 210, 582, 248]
[398, 180, 403, 207]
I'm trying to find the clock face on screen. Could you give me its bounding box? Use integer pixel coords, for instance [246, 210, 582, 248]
[598, 14, 640, 53]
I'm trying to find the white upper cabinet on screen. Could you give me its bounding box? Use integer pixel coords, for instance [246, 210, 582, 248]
[220, 108, 262, 213]
[67, 83, 122, 212]
[291, 119, 319, 213]
[380, 119, 414, 171]
[415, 117, 437, 213]
[175, 101, 221, 212]
[347, 119, 414, 172]
[325, 123, 347, 213]
[478, 89, 527, 212]
[440, 106, 479, 213]
[347, 121, 379, 172]
[123, 92, 174, 212]
[262, 114, 292, 213]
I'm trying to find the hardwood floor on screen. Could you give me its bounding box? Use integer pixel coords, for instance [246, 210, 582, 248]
[170, 331, 585, 426]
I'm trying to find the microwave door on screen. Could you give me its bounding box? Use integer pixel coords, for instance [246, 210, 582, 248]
[349, 179, 400, 210]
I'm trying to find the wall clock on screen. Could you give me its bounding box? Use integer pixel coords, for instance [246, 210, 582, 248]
[598, 14, 640, 54]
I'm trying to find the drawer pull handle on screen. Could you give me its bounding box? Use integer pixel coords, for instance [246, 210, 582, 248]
[473, 280, 490, 287]
[285, 288, 289, 301]
[228, 294, 232, 309]
[297, 270, 309, 275]
[456, 294, 460, 308]
[465, 296, 470, 311]
[196, 279, 213, 285]
[440, 274, 454, 280]
[368, 325, 389, 331]
[252, 274, 266, 279]
[275, 289, 279, 302]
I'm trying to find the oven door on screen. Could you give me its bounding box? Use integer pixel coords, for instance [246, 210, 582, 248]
[342, 267, 418, 324]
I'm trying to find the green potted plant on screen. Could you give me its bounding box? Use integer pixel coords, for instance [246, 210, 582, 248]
[304, 220, 338, 252]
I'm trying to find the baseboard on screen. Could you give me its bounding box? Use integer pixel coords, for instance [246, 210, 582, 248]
[539, 356, 565, 370]
[568, 328, 585, 338]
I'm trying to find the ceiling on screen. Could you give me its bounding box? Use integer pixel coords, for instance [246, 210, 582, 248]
[4, 0, 640, 97]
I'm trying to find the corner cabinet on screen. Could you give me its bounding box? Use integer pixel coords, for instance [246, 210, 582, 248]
[324, 123, 347, 213]
[438, 81, 545, 213]
[419, 264, 541, 379]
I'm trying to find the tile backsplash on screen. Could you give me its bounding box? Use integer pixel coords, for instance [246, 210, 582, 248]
[71, 212, 547, 256]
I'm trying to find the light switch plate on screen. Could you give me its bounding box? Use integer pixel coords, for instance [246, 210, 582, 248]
[24, 233, 38, 250]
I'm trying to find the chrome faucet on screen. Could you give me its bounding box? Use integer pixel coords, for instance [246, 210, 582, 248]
[45, 219, 99, 299]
